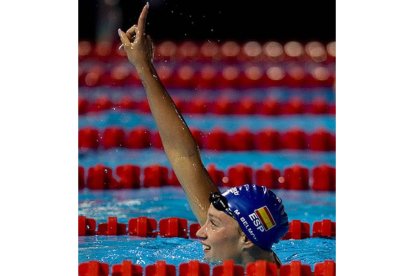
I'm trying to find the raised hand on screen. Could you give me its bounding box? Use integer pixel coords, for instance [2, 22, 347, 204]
[118, 3, 154, 71]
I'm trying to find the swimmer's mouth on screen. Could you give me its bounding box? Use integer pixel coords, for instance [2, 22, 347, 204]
[201, 243, 211, 251]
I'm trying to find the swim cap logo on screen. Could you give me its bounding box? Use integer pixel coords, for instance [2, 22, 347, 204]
[228, 187, 240, 195]
[254, 206, 276, 231]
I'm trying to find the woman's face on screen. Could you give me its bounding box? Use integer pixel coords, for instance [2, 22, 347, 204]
[196, 204, 245, 263]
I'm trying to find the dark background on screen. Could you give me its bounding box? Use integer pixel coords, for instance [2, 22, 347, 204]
[79, 0, 335, 43]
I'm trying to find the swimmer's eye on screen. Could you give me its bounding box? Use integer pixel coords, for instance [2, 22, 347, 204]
[210, 219, 218, 227]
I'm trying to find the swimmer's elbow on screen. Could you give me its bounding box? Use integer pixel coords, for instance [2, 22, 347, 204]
[166, 147, 201, 162]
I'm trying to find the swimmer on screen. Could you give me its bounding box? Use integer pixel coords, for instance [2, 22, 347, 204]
[118, 3, 288, 266]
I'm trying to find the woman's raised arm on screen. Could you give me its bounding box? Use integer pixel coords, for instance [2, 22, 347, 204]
[118, 3, 218, 224]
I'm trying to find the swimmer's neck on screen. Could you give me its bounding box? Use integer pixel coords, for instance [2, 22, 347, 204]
[239, 247, 282, 267]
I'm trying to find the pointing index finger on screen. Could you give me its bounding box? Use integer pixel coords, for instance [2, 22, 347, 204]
[136, 3, 149, 39]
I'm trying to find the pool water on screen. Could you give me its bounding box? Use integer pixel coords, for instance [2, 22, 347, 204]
[79, 112, 335, 133]
[79, 188, 335, 268]
[79, 86, 336, 269]
[79, 188, 335, 224]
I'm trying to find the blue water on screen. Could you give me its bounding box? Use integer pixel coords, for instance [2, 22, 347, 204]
[79, 188, 335, 224]
[78, 86, 336, 270]
[79, 188, 335, 268]
[79, 149, 335, 171]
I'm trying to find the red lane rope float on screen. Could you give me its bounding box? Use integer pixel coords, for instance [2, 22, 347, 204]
[282, 220, 310, 240]
[143, 165, 169, 188]
[79, 164, 336, 191]
[79, 259, 336, 276]
[246, 260, 279, 275]
[226, 164, 253, 187]
[102, 127, 126, 149]
[312, 220, 336, 238]
[280, 260, 312, 276]
[78, 128, 335, 152]
[87, 165, 119, 190]
[78, 64, 335, 89]
[79, 96, 335, 116]
[79, 127, 100, 150]
[79, 261, 110, 276]
[125, 127, 151, 149]
[213, 260, 244, 275]
[255, 164, 282, 189]
[314, 260, 336, 276]
[112, 260, 143, 276]
[146, 261, 176, 276]
[312, 165, 336, 191]
[159, 218, 188, 238]
[128, 217, 158, 237]
[282, 165, 310, 190]
[79, 216, 336, 240]
[79, 40, 336, 64]
[79, 166, 85, 190]
[97, 217, 127, 235]
[78, 215, 96, 236]
[180, 260, 210, 276]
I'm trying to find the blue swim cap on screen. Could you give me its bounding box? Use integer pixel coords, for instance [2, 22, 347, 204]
[221, 184, 289, 251]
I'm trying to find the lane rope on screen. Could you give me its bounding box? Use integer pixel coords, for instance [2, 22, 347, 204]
[79, 216, 336, 239]
[79, 164, 336, 191]
[79, 128, 336, 152]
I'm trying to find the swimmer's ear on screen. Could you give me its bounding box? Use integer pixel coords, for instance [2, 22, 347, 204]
[240, 232, 255, 249]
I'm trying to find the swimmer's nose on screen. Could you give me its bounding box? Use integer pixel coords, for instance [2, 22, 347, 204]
[195, 221, 207, 239]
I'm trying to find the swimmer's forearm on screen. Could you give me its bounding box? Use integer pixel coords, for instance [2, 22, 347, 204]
[135, 63, 218, 224]
[135, 63, 200, 158]
[136, 63, 219, 224]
